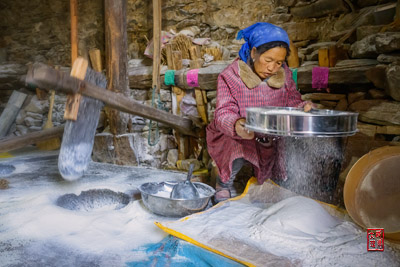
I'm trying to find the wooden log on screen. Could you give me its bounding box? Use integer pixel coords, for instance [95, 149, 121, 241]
[0, 91, 27, 138]
[105, 0, 129, 135]
[173, 64, 227, 90]
[319, 100, 337, 108]
[128, 63, 375, 92]
[128, 63, 227, 90]
[302, 93, 346, 101]
[297, 65, 375, 92]
[0, 125, 64, 153]
[376, 125, 400, 135]
[26, 63, 197, 137]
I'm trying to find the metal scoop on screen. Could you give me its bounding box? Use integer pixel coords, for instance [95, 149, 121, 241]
[170, 163, 200, 199]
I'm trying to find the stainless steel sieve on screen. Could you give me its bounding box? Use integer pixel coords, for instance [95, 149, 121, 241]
[245, 107, 358, 137]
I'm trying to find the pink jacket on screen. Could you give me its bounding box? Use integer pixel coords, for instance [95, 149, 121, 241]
[206, 59, 304, 184]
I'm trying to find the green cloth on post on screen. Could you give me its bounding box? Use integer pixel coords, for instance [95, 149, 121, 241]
[164, 70, 176, 86]
[290, 68, 298, 91]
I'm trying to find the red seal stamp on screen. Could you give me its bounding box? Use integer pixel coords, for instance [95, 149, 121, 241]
[367, 228, 384, 251]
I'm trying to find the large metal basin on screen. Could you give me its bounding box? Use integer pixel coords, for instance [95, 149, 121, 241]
[245, 107, 358, 137]
[138, 181, 215, 217]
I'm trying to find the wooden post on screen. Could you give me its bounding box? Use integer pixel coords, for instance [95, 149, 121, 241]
[189, 46, 208, 124]
[152, 0, 162, 94]
[70, 0, 78, 64]
[318, 48, 329, 67]
[104, 0, 129, 135]
[89, 48, 102, 72]
[170, 50, 184, 115]
[64, 0, 80, 121]
[329, 45, 337, 67]
[166, 44, 189, 160]
[287, 40, 299, 68]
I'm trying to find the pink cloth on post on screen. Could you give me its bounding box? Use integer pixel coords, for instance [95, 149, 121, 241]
[187, 69, 199, 88]
[312, 67, 329, 89]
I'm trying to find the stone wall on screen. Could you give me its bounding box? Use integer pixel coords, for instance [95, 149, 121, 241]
[2, 0, 394, 66]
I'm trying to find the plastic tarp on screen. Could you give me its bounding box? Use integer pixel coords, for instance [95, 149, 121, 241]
[156, 178, 399, 266]
[126, 235, 243, 266]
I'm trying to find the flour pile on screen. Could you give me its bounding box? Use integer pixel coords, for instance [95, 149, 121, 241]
[160, 192, 400, 266]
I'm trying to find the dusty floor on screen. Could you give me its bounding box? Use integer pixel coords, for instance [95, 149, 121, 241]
[0, 148, 232, 266]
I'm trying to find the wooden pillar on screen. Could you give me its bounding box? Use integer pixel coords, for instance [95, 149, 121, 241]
[318, 48, 329, 67]
[104, 0, 129, 135]
[70, 0, 78, 64]
[166, 45, 189, 160]
[189, 45, 207, 124]
[287, 40, 299, 68]
[152, 0, 162, 94]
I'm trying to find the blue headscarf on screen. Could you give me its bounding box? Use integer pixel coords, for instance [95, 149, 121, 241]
[237, 22, 290, 63]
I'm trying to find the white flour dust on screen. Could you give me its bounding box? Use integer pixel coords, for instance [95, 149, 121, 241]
[58, 142, 93, 180]
[0, 158, 189, 266]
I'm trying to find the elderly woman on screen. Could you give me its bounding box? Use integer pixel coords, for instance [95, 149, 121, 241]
[207, 22, 309, 203]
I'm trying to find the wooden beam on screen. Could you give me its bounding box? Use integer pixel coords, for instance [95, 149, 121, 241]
[297, 65, 375, 93]
[0, 126, 65, 153]
[128, 63, 374, 92]
[0, 91, 27, 138]
[25, 63, 196, 137]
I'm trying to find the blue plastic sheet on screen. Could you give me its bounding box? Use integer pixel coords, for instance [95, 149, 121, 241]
[127, 235, 244, 266]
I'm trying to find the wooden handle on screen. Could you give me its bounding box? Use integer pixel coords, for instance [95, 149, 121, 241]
[48, 90, 55, 121]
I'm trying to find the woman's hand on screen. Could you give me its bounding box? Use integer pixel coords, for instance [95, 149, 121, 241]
[304, 101, 313, 112]
[235, 118, 255, 140]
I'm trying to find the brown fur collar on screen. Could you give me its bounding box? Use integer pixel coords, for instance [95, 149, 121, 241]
[238, 60, 285, 89]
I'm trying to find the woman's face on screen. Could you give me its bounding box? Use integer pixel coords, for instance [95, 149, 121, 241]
[251, 46, 287, 80]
